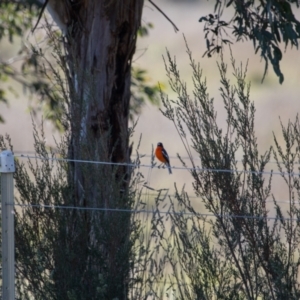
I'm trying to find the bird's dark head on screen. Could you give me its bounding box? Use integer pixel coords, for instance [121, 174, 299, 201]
[157, 142, 163, 147]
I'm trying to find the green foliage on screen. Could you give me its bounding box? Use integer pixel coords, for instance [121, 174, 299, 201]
[154, 43, 300, 298]
[0, 2, 159, 126]
[0, 115, 167, 300]
[0, 1, 40, 122]
[200, 0, 300, 83]
[131, 67, 161, 121]
[137, 22, 154, 37]
[0, 122, 154, 299]
[0, 82, 8, 123]
[0, 1, 41, 122]
[0, 1, 40, 41]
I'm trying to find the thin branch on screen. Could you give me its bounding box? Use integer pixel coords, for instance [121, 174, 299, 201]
[148, 0, 179, 32]
[32, 0, 49, 33]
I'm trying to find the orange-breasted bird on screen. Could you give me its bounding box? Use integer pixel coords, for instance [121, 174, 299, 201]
[155, 142, 172, 174]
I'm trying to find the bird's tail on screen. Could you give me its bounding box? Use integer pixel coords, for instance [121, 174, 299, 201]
[167, 164, 172, 174]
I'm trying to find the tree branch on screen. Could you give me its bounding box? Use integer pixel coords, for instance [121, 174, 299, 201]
[148, 0, 179, 32]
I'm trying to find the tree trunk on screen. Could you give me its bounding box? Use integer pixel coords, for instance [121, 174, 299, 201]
[53, 1, 144, 299]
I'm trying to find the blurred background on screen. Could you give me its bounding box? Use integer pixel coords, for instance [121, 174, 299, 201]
[1, 0, 300, 201]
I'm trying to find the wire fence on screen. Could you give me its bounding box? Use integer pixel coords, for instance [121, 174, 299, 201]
[14, 150, 300, 166]
[9, 202, 300, 221]
[14, 153, 299, 177]
[3, 152, 299, 223]
[1, 151, 298, 223]
[2, 149, 300, 299]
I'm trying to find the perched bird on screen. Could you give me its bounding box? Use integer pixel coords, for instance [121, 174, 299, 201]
[155, 142, 172, 174]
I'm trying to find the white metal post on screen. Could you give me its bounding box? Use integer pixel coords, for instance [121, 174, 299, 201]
[0, 150, 15, 300]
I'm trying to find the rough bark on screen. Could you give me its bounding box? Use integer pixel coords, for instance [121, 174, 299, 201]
[53, 1, 144, 299]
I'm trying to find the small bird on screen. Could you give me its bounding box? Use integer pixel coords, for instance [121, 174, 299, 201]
[155, 142, 172, 174]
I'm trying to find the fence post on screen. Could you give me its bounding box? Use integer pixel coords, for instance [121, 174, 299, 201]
[0, 150, 15, 300]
